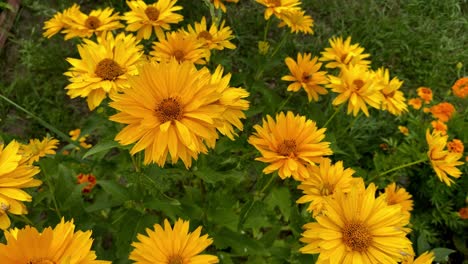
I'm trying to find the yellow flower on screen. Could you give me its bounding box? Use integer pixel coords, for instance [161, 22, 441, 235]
[210, 0, 239, 13]
[209, 66, 250, 140]
[320, 36, 371, 69]
[278, 9, 314, 35]
[408, 98, 422, 110]
[150, 31, 210, 65]
[381, 182, 413, 213]
[328, 64, 384, 116]
[0, 218, 109, 263]
[109, 60, 233, 168]
[42, 4, 81, 38]
[426, 130, 464, 186]
[374, 68, 407, 116]
[296, 159, 356, 216]
[123, 0, 183, 40]
[61, 6, 123, 40]
[248, 111, 333, 181]
[69, 129, 93, 149]
[452, 77, 468, 98]
[398, 126, 409, 136]
[431, 120, 447, 135]
[282, 53, 328, 102]
[300, 183, 412, 263]
[416, 87, 432, 104]
[20, 136, 59, 164]
[183, 16, 236, 50]
[429, 102, 456, 122]
[65, 32, 143, 110]
[130, 218, 218, 264]
[447, 139, 464, 154]
[255, 0, 302, 20]
[0, 141, 41, 230]
[402, 251, 435, 264]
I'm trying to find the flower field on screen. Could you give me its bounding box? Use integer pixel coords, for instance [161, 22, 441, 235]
[0, 0, 467, 263]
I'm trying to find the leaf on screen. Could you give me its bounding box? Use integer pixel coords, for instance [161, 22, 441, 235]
[213, 227, 266, 256]
[83, 140, 120, 159]
[98, 180, 130, 203]
[432, 247, 455, 262]
[417, 233, 431, 255]
[265, 187, 291, 221]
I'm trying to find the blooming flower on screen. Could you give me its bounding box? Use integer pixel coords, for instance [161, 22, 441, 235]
[320, 36, 371, 69]
[42, 4, 81, 38]
[416, 87, 432, 104]
[19, 136, 59, 164]
[447, 139, 464, 154]
[278, 9, 314, 35]
[182, 16, 236, 51]
[77, 173, 97, 193]
[408, 98, 422, 110]
[248, 111, 332, 181]
[429, 102, 456, 122]
[374, 68, 407, 115]
[130, 218, 218, 264]
[255, 0, 302, 20]
[381, 182, 413, 213]
[452, 77, 468, 98]
[431, 120, 447, 135]
[150, 31, 210, 64]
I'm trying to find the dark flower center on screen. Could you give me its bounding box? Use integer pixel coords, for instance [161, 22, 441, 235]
[85, 16, 100, 29]
[156, 97, 183, 123]
[342, 221, 372, 252]
[95, 58, 125, 80]
[277, 139, 297, 156]
[145, 7, 160, 21]
[197, 30, 213, 41]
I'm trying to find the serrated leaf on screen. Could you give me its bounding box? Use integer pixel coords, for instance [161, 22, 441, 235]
[83, 140, 120, 159]
[432, 247, 455, 262]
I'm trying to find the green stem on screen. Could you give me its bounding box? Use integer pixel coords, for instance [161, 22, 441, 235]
[260, 174, 276, 194]
[263, 18, 272, 41]
[277, 94, 293, 112]
[323, 104, 344, 128]
[270, 32, 289, 58]
[0, 93, 79, 148]
[41, 165, 62, 218]
[379, 158, 427, 177]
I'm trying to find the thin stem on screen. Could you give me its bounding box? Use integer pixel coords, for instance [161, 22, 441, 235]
[323, 104, 343, 128]
[379, 158, 427, 177]
[260, 174, 276, 194]
[277, 94, 293, 112]
[263, 18, 272, 41]
[0, 93, 79, 148]
[41, 165, 62, 218]
[270, 32, 289, 58]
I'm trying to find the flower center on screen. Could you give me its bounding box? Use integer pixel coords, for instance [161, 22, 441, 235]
[320, 183, 334, 196]
[353, 79, 364, 91]
[340, 53, 349, 63]
[302, 72, 312, 82]
[342, 221, 372, 252]
[27, 259, 56, 264]
[197, 30, 213, 41]
[168, 254, 184, 264]
[145, 6, 160, 21]
[277, 139, 297, 156]
[85, 16, 100, 29]
[270, 0, 282, 6]
[173, 50, 185, 62]
[155, 97, 183, 123]
[95, 58, 125, 81]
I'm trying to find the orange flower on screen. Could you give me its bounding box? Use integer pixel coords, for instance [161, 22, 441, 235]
[398, 126, 409, 136]
[417, 87, 432, 104]
[452, 77, 468, 98]
[459, 207, 468, 219]
[431, 120, 447, 135]
[447, 139, 464, 154]
[408, 98, 422, 110]
[77, 173, 97, 193]
[429, 102, 456, 122]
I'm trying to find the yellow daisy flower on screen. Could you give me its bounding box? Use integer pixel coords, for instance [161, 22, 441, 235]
[426, 129, 464, 186]
[328, 64, 384, 116]
[296, 159, 356, 216]
[300, 183, 413, 263]
[61, 6, 123, 40]
[381, 182, 413, 213]
[248, 111, 333, 181]
[210, 0, 239, 13]
[320, 36, 371, 69]
[0, 141, 41, 230]
[183, 16, 236, 50]
[0, 218, 109, 263]
[255, 0, 302, 20]
[278, 9, 314, 35]
[123, 0, 183, 40]
[150, 31, 210, 65]
[374, 68, 407, 116]
[130, 218, 218, 264]
[65, 32, 144, 110]
[402, 251, 435, 264]
[42, 4, 81, 38]
[281, 53, 328, 102]
[109, 60, 229, 168]
[20, 136, 59, 164]
[209, 66, 250, 140]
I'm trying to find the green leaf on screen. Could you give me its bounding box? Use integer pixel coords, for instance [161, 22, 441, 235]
[213, 227, 266, 256]
[98, 180, 130, 203]
[432, 247, 455, 262]
[417, 233, 431, 255]
[83, 140, 120, 159]
[265, 187, 291, 221]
